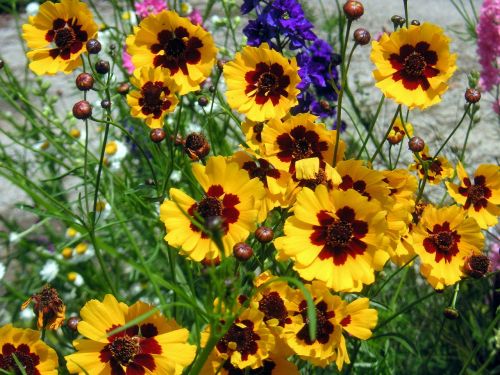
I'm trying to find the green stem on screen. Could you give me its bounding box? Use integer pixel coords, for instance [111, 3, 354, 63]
[433, 104, 471, 159]
[370, 105, 401, 163]
[356, 96, 385, 159]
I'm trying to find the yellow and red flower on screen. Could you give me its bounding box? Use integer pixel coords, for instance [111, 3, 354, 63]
[0, 324, 58, 374]
[22, 0, 98, 75]
[224, 43, 301, 122]
[446, 163, 500, 229]
[127, 66, 179, 128]
[160, 156, 266, 261]
[126, 10, 217, 94]
[371, 23, 456, 109]
[410, 146, 453, 185]
[65, 294, 195, 374]
[412, 205, 484, 290]
[387, 118, 414, 145]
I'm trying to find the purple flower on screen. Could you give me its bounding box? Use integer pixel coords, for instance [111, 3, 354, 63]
[188, 8, 203, 26]
[476, 0, 500, 92]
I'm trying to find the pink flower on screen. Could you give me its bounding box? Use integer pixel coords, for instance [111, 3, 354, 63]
[122, 45, 135, 75]
[491, 242, 500, 272]
[134, 0, 168, 19]
[476, 0, 500, 92]
[188, 8, 203, 26]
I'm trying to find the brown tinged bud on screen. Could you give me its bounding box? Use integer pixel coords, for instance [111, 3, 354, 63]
[201, 256, 221, 267]
[411, 20, 421, 26]
[255, 226, 274, 243]
[150, 128, 166, 143]
[465, 88, 481, 103]
[353, 28, 371, 45]
[117, 82, 130, 95]
[408, 136, 425, 153]
[184, 132, 210, 160]
[217, 59, 227, 71]
[464, 254, 491, 278]
[101, 99, 111, 109]
[233, 242, 253, 261]
[75, 73, 94, 91]
[198, 96, 209, 107]
[171, 133, 184, 146]
[86, 39, 102, 54]
[66, 316, 80, 331]
[391, 15, 405, 27]
[21, 285, 66, 330]
[343, 1, 364, 21]
[443, 307, 460, 320]
[72, 100, 92, 120]
[319, 100, 330, 110]
[95, 60, 110, 74]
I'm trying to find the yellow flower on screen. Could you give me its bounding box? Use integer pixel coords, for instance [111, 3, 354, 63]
[160, 156, 266, 261]
[224, 43, 301, 122]
[22, 0, 98, 75]
[127, 66, 180, 128]
[126, 10, 217, 95]
[274, 186, 388, 292]
[65, 294, 196, 374]
[412, 205, 484, 290]
[202, 353, 299, 375]
[446, 163, 500, 229]
[0, 324, 59, 374]
[241, 118, 266, 151]
[410, 146, 454, 185]
[387, 118, 414, 145]
[371, 23, 456, 109]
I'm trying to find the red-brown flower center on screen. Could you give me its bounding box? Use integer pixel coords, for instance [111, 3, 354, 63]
[258, 72, 278, 95]
[223, 359, 276, 374]
[423, 222, 461, 263]
[403, 52, 426, 78]
[468, 184, 486, 204]
[0, 343, 40, 375]
[434, 232, 453, 252]
[245, 62, 290, 106]
[109, 337, 139, 365]
[242, 159, 280, 188]
[166, 37, 186, 57]
[45, 18, 88, 60]
[259, 291, 291, 327]
[197, 196, 223, 219]
[54, 27, 76, 49]
[326, 220, 353, 246]
[296, 300, 334, 345]
[216, 320, 260, 361]
[138, 81, 172, 118]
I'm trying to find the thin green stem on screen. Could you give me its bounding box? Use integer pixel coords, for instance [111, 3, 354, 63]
[433, 104, 471, 159]
[370, 105, 402, 163]
[356, 96, 385, 159]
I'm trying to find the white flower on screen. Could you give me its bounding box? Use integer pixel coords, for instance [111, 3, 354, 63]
[8, 232, 21, 244]
[170, 170, 182, 182]
[25, 2, 39, 17]
[68, 243, 95, 263]
[40, 260, 59, 282]
[67, 272, 84, 287]
[95, 199, 112, 220]
[0, 262, 5, 280]
[105, 140, 129, 171]
[19, 308, 35, 321]
[181, 2, 193, 15]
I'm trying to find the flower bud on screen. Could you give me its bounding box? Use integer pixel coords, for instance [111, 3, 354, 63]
[233, 242, 253, 261]
[255, 226, 274, 243]
[408, 136, 425, 152]
[150, 128, 166, 143]
[184, 132, 210, 160]
[443, 307, 459, 320]
[75, 73, 94, 91]
[411, 19, 420, 26]
[464, 254, 491, 278]
[217, 59, 226, 71]
[353, 28, 371, 45]
[343, 1, 364, 21]
[117, 82, 130, 95]
[465, 88, 481, 104]
[201, 256, 221, 267]
[86, 39, 102, 54]
[95, 60, 110, 74]
[391, 15, 405, 27]
[72, 100, 92, 120]
[198, 96, 209, 106]
[100, 99, 111, 109]
[66, 316, 80, 331]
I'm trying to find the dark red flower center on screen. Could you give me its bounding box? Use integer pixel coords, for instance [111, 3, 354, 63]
[311, 207, 368, 266]
[296, 300, 335, 345]
[389, 42, 440, 90]
[109, 337, 139, 365]
[423, 221, 461, 263]
[245, 62, 290, 106]
[197, 196, 223, 218]
[216, 319, 260, 361]
[458, 175, 491, 211]
[252, 123, 264, 143]
[242, 159, 280, 188]
[298, 168, 333, 191]
[151, 27, 203, 75]
[138, 81, 172, 119]
[45, 18, 88, 60]
[259, 291, 291, 327]
[223, 359, 276, 374]
[0, 344, 40, 375]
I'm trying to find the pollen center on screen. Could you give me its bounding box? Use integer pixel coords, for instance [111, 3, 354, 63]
[292, 138, 314, 160]
[468, 184, 486, 204]
[109, 337, 139, 365]
[257, 72, 278, 96]
[435, 232, 453, 252]
[326, 220, 353, 246]
[297, 301, 334, 345]
[54, 27, 76, 48]
[197, 196, 223, 219]
[0, 344, 39, 375]
[259, 291, 290, 326]
[403, 52, 426, 77]
[216, 320, 260, 361]
[166, 38, 186, 57]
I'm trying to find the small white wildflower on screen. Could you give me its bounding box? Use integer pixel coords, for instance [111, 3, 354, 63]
[181, 2, 193, 15]
[0, 262, 5, 280]
[40, 260, 59, 282]
[170, 170, 182, 182]
[105, 140, 129, 171]
[122, 10, 138, 26]
[95, 199, 112, 220]
[25, 2, 40, 17]
[8, 232, 21, 244]
[67, 272, 84, 287]
[20, 308, 35, 321]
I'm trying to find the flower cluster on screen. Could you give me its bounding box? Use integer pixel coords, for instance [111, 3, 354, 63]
[476, 0, 500, 92]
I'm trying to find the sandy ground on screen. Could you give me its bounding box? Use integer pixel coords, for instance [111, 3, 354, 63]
[0, 0, 498, 230]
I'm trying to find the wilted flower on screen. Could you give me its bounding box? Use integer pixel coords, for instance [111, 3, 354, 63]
[21, 285, 66, 330]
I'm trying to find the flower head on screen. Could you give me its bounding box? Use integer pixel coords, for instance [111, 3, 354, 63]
[476, 0, 500, 92]
[410, 146, 453, 185]
[22, 0, 98, 75]
[371, 23, 456, 109]
[21, 285, 66, 330]
[134, 0, 168, 19]
[387, 118, 413, 145]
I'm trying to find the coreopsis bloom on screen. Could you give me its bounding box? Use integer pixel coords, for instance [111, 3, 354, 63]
[477, 0, 500, 92]
[22, 0, 98, 75]
[223, 43, 301, 122]
[135, 0, 168, 19]
[21, 285, 66, 330]
[127, 66, 180, 128]
[371, 23, 456, 109]
[410, 146, 454, 184]
[65, 294, 195, 374]
[126, 10, 217, 94]
[261, 113, 344, 174]
[446, 163, 500, 229]
[160, 156, 266, 261]
[202, 353, 299, 375]
[412, 205, 484, 290]
[0, 324, 58, 374]
[274, 186, 388, 292]
[387, 118, 414, 145]
[241, 118, 266, 151]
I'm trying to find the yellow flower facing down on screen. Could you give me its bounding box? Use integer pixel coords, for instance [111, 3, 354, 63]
[412, 205, 484, 290]
[126, 10, 217, 95]
[410, 146, 454, 185]
[160, 156, 266, 261]
[446, 163, 500, 229]
[65, 294, 195, 374]
[224, 43, 301, 122]
[387, 118, 414, 145]
[22, 0, 98, 75]
[0, 324, 58, 374]
[127, 66, 180, 128]
[371, 23, 456, 109]
[21, 285, 66, 330]
[274, 186, 389, 292]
